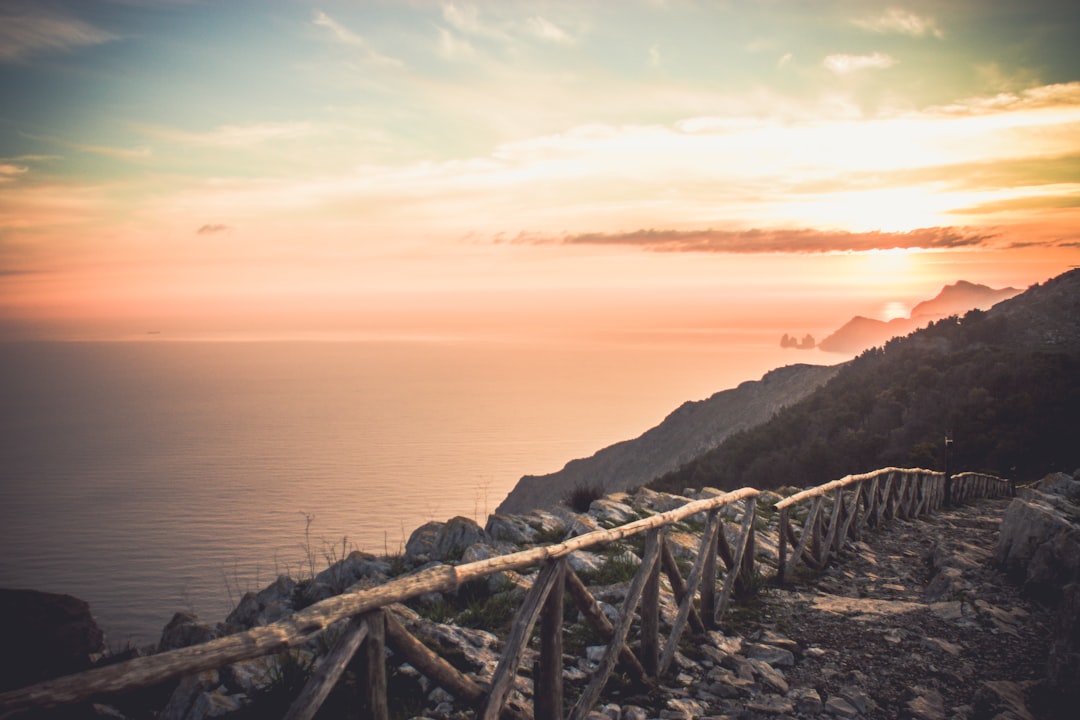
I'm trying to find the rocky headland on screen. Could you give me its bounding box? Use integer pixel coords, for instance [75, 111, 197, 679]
[498, 364, 840, 515]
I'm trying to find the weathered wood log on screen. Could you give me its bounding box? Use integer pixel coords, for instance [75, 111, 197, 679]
[777, 508, 789, 586]
[659, 513, 720, 675]
[383, 611, 485, 703]
[361, 610, 389, 720]
[480, 559, 563, 720]
[658, 528, 705, 634]
[569, 531, 660, 720]
[700, 512, 719, 627]
[817, 489, 842, 566]
[782, 496, 821, 583]
[640, 531, 662, 677]
[283, 615, 370, 720]
[714, 499, 755, 624]
[563, 569, 648, 683]
[535, 559, 566, 720]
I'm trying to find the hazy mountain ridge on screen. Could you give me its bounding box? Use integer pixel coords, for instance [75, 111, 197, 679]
[817, 280, 1021, 354]
[496, 362, 841, 514]
[650, 268, 1080, 495]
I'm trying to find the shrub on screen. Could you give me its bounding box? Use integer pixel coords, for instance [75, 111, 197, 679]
[566, 484, 603, 513]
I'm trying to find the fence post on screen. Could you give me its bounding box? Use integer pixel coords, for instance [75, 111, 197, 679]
[535, 559, 566, 720]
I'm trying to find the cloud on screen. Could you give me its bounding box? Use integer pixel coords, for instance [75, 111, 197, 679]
[140, 121, 317, 148]
[555, 227, 995, 253]
[196, 224, 232, 235]
[526, 16, 574, 45]
[777, 52, 793, 69]
[0, 7, 117, 62]
[648, 44, 661, 68]
[0, 163, 29, 182]
[823, 52, 897, 74]
[853, 8, 944, 39]
[442, 3, 506, 40]
[313, 10, 403, 67]
[23, 132, 152, 160]
[438, 27, 476, 59]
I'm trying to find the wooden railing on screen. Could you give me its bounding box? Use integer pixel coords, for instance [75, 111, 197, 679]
[0, 488, 761, 720]
[0, 468, 1011, 719]
[775, 468, 1011, 584]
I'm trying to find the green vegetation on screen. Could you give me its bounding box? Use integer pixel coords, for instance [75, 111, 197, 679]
[566, 483, 604, 513]
[650, 305, 1080, 495]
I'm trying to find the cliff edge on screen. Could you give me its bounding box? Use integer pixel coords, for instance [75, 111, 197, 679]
[497, 363, 841, 514]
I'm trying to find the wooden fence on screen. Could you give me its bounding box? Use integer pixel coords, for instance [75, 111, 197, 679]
[0, 469, 1011, 720]
[774, 468, 1011, 584]
[0, 488, 761, 720]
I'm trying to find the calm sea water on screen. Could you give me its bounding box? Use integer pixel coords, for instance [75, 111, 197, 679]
[0, 336, 811, 645]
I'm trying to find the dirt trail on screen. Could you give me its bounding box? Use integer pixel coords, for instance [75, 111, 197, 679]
[754, 497, 1059, 719]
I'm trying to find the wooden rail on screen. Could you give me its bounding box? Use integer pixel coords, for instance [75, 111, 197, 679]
[774, 467, 1010, 584]
[0, 488, 761, 720]
[0, 468, 1011, 719]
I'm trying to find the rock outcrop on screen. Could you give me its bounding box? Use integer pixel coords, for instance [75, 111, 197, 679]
[0, 588, 105, 692]
[996, 471, 1080, 708]
[498, 363, 840, 514]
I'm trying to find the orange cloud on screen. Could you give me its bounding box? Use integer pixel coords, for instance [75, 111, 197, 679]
[555, 227, 996, 253]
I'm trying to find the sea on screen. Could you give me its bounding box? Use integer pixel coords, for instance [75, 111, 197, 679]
[0, 335, 829, 646]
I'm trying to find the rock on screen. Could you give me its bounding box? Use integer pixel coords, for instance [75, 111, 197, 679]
[224, 575, 297, 630]
[824, 695, 859, 717]
[1047, 583, 1080, 704]
[788, 686, 823, 714]
[405, 521, 444, 561]
[621, 705, 649, 720]
[660, 697, 705, 718]
[744, 694, 795, 715]
[567, 550, 605, 575]
[907, 689, 946, 720]
[0, 588, 106, 691]
[435, 516, 486, 561]
[633, 487, 692, 513]
[745, 642, 795, 667]
[590, 498, 637, 525]
[1034, 472, 1080, 504]
[922, 637, 963, 656]
[159, 612, 220, 652]
[995, 485, 1080, 601]
[972, 680, 1035, 720]
[485, 514, 539, 545]
[747, 658, 788, 693]
[314, 550, 389, 592]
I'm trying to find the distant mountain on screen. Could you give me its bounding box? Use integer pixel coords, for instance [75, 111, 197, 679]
[651, 269, 1080, 494]
[818, 280, 1020, 354]
[496, 363, 841, 514]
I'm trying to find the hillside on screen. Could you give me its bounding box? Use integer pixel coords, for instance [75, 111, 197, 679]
[650, 269, 1080, 494]
[496, 362, 841, 513]
[818, 280, 1020, 354]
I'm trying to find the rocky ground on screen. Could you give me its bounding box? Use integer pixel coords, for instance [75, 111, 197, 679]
[750, 498, 1060, 720]
[7, 478, 1076, 720]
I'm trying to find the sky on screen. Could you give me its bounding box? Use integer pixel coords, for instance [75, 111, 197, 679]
[1, 0, 1079, 341]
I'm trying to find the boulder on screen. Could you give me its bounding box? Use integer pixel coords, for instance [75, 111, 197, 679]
[0, 588, 106, 691]
[435, 516, 486, 561]
[314, 550, 390, 592]
[224, 575, 297, 630]
[405, 521, 444, 561]
[995, 480, 1080, 601]
[159, 612, 220, 652]
[589, 498, 636, 525]
[485, 514, 538, 545]
[1047, 583, 1080, 705]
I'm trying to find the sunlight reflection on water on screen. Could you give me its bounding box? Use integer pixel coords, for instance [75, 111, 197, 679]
[0, 337, 815, 644]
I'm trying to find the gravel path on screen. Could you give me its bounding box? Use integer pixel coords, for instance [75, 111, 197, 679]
[754, 497, 1059, 719]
